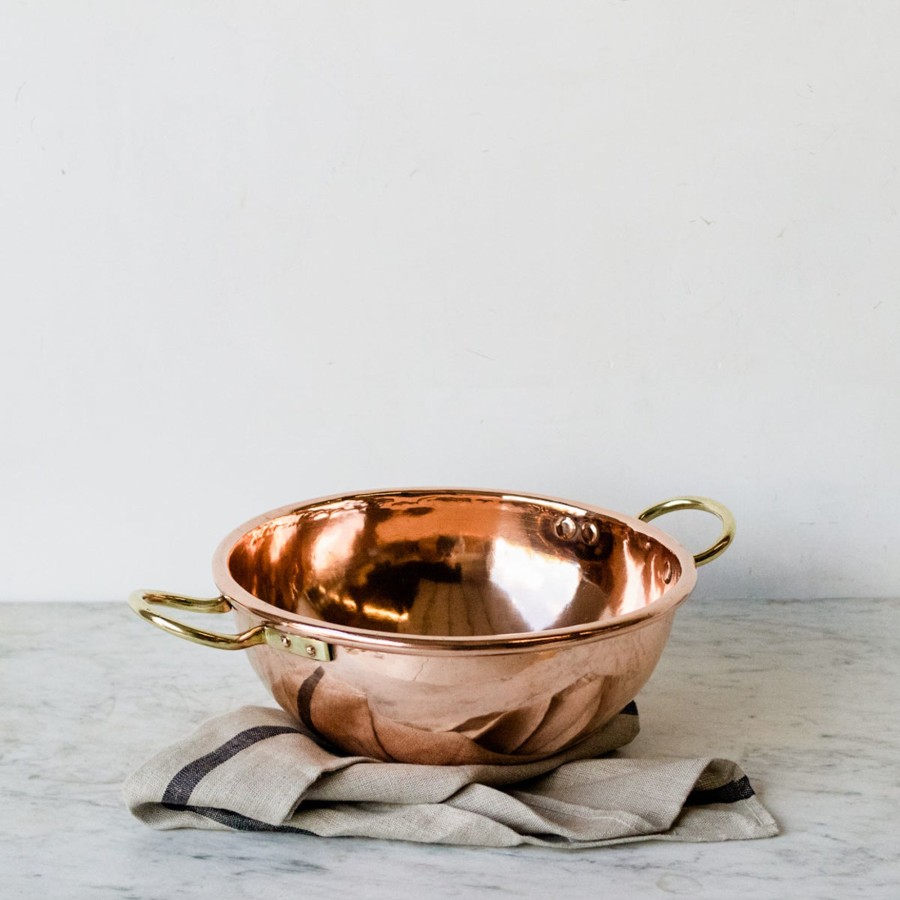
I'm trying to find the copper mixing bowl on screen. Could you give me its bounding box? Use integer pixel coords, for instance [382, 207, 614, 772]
[130, 489, 734, 765]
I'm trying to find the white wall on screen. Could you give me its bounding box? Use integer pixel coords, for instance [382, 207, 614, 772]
[2, 1, 897, 602]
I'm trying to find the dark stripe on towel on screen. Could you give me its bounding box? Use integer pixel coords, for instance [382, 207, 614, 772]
[169, 804, 316, 835]
[685, 775, 755, 807]
[162, 725, 299, 807]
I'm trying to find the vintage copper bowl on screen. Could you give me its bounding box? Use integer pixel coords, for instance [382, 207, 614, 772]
[130, 489, 734, 765]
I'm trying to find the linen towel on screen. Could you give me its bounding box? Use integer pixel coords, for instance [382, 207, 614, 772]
[123, 705, 777, 848]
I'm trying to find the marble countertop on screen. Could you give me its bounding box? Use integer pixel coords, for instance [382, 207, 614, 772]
[3, 597, 897, 898]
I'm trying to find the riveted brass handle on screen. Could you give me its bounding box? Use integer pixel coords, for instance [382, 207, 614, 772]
[637, 496, 735, 567]
[128, 590, 332, 660]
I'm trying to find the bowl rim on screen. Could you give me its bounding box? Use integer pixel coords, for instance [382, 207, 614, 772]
[211, 487, 699, 653]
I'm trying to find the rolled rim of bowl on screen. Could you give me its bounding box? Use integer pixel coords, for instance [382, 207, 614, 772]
[211, 487, 699, 654]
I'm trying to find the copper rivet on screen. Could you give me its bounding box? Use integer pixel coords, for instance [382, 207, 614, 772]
[281, 635, 291, 648]
[554, 516, 577, 541]
[305, 645, 317, 657]
[581, 521, 599, 546]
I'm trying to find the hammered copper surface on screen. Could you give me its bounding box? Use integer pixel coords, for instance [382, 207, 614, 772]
[224, 492, 682, 640]
[218, 491, 690, 762]
[132, 489, 732, 764]
[235, 602, 675, 764]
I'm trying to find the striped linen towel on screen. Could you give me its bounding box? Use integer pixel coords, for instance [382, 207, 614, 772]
[123, 705, 777, 848]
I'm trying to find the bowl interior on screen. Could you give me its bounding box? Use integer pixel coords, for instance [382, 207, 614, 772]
[226, 491, 683, 637]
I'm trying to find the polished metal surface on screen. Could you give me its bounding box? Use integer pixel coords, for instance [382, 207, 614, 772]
[216, 490, 699, 651]
[638, 495, 735, 566]
[128, 591, 332, 660]
[130, 489, 734, 764]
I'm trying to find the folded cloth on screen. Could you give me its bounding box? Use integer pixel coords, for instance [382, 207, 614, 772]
[123, 705, 778, 848]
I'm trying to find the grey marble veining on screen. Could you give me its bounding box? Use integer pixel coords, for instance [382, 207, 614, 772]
[2, 598, 898, 899]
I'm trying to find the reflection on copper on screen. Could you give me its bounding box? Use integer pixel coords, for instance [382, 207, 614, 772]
[133, 489, 732, 764]
[488, 537, 581, 631]
[360, 603, 409, 625]
[225, 491, 682, 641]
[207, 489, 695, 762]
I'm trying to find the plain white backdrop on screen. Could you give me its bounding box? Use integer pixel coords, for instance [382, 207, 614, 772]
[1, 1, 898, 602]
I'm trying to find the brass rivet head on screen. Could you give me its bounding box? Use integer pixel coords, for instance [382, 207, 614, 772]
[581, 521, 600, 546]
[280, 635, 292, 648]
[554, 516, 577, 541]
[305, 645, 317, 657]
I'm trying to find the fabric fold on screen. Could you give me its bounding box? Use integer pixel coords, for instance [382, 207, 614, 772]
[123, 705, 778, 848]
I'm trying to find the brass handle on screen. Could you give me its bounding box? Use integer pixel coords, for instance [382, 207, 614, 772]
[128, 590, 332, 660]
[129, 590, 267, 650]
[637, 496, 735, 567]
